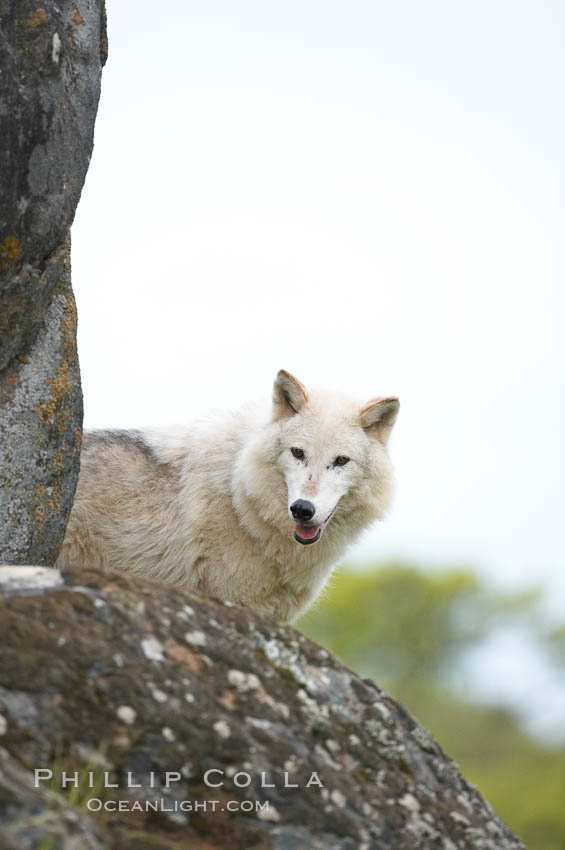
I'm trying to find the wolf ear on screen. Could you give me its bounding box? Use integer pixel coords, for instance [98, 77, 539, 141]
[273, 370, 308, 420]
[359, 397, 399, 443]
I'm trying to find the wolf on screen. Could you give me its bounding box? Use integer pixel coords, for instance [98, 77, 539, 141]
[58, 371, 399, 623]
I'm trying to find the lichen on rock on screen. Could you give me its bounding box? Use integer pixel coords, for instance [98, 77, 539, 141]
[0, 0, 107, 564]
[0, 565, 526, 850]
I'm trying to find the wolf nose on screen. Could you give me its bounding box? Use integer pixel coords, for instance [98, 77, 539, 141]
[290, 499, 315, 522]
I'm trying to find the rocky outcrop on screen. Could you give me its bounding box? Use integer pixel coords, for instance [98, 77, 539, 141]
[0, 566, 525, 850]
[0, 1, 107, 564]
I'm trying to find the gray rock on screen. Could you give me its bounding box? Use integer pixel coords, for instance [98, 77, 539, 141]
[0, 745, 109, 850]
[0, 566, 525, 850]
[0, 1, 107, 564]
[0, 565, 64, 593]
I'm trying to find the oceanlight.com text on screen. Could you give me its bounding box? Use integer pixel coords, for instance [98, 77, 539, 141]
[86, 797, 272, 814]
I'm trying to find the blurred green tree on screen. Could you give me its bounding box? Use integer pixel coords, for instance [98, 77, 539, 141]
[298, 563, 565, 850]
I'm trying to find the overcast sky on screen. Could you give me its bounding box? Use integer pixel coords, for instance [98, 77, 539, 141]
[71, 0, 564, 604]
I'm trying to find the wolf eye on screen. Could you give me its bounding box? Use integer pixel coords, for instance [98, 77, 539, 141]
[291, 447, 305, 460]
[334, 455, 350, 467]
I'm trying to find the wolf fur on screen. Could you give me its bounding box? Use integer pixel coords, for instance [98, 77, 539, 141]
[58, 371, 399, 623]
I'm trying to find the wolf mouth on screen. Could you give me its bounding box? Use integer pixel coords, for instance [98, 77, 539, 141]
[294, 525, 322, 545]
[293, 507, 337, 546]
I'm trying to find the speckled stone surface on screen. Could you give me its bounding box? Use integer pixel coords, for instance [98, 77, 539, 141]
[0, 566, 525, 850]
[0, 1, 107, 565]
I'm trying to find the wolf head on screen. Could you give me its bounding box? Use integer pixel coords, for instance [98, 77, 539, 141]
[270, 370, 399, 546]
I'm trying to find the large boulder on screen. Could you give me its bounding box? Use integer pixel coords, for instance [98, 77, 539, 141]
[0, 0, 107, 564]
[0, 566, 525, 850]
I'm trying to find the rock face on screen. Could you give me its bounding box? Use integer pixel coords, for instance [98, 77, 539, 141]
[0, 566, 525, 850]
[0, 1, 107, 564]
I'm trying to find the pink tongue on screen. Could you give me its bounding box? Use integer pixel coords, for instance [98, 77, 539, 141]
[296, 524, 320, 540]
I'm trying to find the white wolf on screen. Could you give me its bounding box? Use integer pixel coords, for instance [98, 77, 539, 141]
[58, 371, 399, 623]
